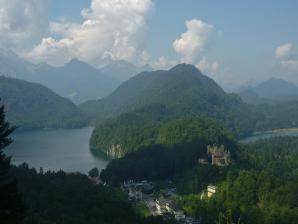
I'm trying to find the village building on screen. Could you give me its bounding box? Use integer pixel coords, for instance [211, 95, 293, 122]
[198, 158, 209, 165]
[173, 209, 186, 222]
[207, 144, 231, 166]
[123, 180, 200, 223]
[207, 185, 217, 197]
[123, 180, 155, 201]
[155, 198, 171, 214]
[155, 197, 186, 221]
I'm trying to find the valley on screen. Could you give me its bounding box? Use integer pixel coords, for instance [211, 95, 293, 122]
[1, 2, 297, 224]
[1, 48, 298, 224]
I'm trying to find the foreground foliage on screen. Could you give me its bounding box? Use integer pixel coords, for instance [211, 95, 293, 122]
[0, 103, 25, 224]
[11, 164, 174, 224]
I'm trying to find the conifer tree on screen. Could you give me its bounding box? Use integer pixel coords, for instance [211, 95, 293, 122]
[0, 102, 25, 224]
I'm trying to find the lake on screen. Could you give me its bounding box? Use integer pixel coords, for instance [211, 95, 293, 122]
[240, 129, 298, 143]
[5, 127, 109, 174]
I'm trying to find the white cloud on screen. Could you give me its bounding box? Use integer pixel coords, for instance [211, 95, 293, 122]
[173, 19, 214, 63]
[171, 19, 220, 76]
[151, 56, 177, 70]
[25, 37, 76, 67]
[138, 51, 151, 65]
[275, 43, 298, 72]
[25, 0, 153, 66]
[280, 59, 298, 71]
[275, 43, 292, 59]
[0, 0, 49, 47]
[196, 57, 219, 75]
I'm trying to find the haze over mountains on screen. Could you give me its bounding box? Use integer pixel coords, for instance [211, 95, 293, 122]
[1, 47, 298, 135]
[100, 60, 152, 82]
[0, 49, 149, 104]
[237, 78, 298, 105]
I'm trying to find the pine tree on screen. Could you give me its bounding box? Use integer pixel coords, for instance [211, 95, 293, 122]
[0, 103, 25, 224]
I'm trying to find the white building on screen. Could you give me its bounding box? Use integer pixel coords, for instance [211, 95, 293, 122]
[207, 185, 217, 197]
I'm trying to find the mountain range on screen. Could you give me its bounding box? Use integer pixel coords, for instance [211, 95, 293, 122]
[0, 48, 150, 104]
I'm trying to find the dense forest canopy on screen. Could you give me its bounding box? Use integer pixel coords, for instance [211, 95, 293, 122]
[178, 137, 298, 224]
[11, 164, 175, 224]
[99, 117, 237, 183]
[91, 116, 236, 159]
[102, 136, 298, 224]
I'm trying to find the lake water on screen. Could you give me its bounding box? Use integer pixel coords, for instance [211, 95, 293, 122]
[240, 130, 298, 143]
[5, 127, 109, 174]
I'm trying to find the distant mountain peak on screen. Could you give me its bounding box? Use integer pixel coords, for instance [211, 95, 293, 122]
[63, 58, 101, 72]
[238, 77, 298, 103]
[65, 58, 87, 67]
[0, 51, 120, 104]
[258, 77, 298, 89]
[169, 63, 201, 73]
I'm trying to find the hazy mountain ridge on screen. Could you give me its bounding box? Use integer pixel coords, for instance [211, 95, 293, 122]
[237, 89, 271, 105]
[0, 49, 152, 104]
[0, 48, 35, 79]
[31, 59, 120, 104]
[99, 60, 153, 82]
[0, 76, 86, 129]
[237, 78, 298, 105]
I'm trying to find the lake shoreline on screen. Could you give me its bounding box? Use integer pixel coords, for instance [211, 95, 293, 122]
[6, 127, 109, 174]
[240, 128, 298, 143]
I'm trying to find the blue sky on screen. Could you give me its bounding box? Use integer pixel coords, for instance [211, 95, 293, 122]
[1, 0, 297, 86]
[50, 1, 298, 59]
[148, 0, 298, 85]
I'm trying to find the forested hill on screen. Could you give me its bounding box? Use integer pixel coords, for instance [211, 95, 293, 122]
[0, 76, 86, 129]
[90, 112, 237, 159]
[81, 64, 261, 136]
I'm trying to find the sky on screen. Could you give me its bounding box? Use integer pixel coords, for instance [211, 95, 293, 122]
[0, 0, 297, 87]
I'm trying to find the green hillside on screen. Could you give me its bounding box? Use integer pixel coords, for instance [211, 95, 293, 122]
[83, 64, 262, 135]
[86, 64, 262, 158]
[100, 117, 236, 182]
[87, 64, 298, 159]
[81, 64, 258, 132]
[0, 76, 86, 129]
